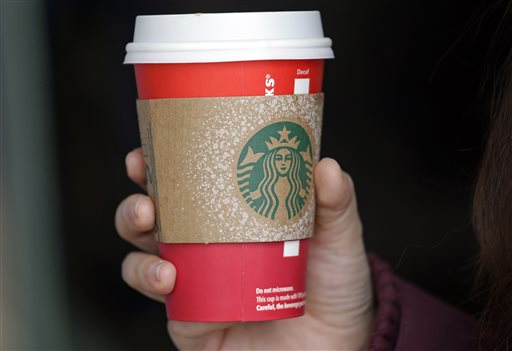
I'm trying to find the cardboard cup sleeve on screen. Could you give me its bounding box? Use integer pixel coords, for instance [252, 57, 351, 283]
[137, 93, 324, 244]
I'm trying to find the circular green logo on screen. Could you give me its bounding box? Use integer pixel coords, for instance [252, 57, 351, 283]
[237, 121, 313, 222]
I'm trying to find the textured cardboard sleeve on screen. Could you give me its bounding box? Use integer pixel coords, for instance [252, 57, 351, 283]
[136, 94, 323, 243]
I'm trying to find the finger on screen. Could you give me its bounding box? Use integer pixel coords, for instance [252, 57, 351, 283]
[126, 148, 147, 190]
[121, 251, 176, 303]
[167, 320, 235, 350]
[313, 157, 363, 254]
[115, 194, 158, 254]
[306, 158, 373, 336]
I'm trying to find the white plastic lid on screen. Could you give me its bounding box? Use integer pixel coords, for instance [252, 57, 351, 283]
[124, 11, 334, 64]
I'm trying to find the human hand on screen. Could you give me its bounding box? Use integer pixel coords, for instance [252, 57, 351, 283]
[116, 148, 374, 350]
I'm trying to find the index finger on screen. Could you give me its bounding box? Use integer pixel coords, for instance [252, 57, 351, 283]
[126, 148, 147, 190]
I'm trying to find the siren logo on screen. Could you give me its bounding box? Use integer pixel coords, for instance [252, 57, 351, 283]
[237, 121, 313, 223]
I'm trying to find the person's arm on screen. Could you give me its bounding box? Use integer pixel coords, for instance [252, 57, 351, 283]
[368, 255, 477, 351]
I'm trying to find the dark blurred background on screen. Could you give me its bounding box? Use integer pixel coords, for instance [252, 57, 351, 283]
[2, 0, 504, 349]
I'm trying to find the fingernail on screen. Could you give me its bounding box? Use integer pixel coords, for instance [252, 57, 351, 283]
[133, 198, 144, 219]
[152, 261, 167, 282]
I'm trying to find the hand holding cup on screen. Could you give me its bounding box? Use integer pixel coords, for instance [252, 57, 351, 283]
[116, 148, 374, 350]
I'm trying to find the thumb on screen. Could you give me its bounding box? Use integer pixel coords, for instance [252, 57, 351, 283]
[306, 158, 373, 336]
[312, 158, 364, 255]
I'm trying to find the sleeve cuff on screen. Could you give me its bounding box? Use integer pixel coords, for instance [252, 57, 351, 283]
[367, 254, 401, 351]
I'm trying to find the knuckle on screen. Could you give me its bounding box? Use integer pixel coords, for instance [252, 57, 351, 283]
[138, 254, 157, 285]
[116, 194, 143, 233]
[168, 321, 198, 341]
[121, 252, 138, 287]
[114, 205, 124, 234]
[121, 252, 163, 294]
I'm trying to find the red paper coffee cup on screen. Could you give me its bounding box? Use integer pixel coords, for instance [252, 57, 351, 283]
[125, 11, 334, 322]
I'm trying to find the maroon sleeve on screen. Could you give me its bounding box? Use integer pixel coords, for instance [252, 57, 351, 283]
[367, 255, 477, 351]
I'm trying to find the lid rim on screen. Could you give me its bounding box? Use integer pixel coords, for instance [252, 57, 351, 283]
[124, 47, 334, 64]
[125, 11, 334, 64]
[126, 38, 332, 51]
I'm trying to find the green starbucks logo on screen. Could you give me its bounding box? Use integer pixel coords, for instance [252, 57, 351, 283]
[237, 121, 313, 222]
